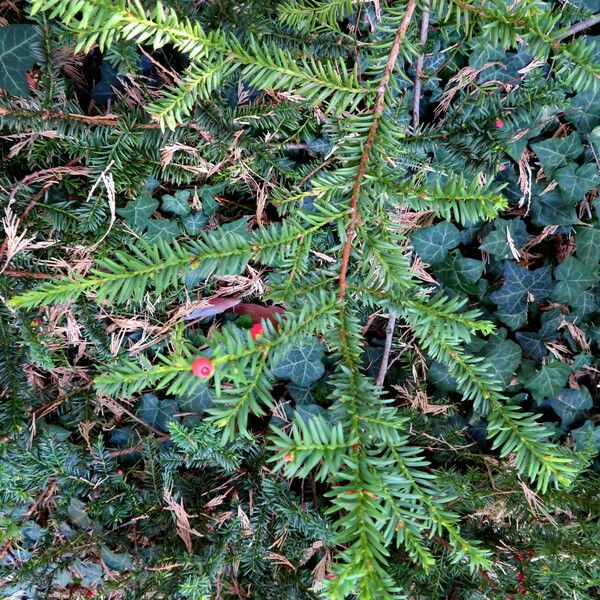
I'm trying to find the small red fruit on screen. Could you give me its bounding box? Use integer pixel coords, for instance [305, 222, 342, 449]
[283, 453, 294, 462]
[517, 572, 526, 582]
[192, 357, 214, 378]
[300, 502, 308, 510]
[117, 469, 123, 476]
[496, 119, 504, 128]
[325, 573, 335, 580]
[250, 323, 264, 340]
[516, 552, 525, 561]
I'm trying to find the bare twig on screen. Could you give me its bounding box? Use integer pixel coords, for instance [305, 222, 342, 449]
[376, 313, 397, 385]
[412, 2, 430, 128]
[0, 269, 53, 279]
[563, 13, 600, 37]
[338, 0, 418, 304]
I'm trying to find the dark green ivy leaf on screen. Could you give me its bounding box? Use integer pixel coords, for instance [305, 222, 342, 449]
[136, 393, 179, 432]
[182, 212, 208, 235]
[0, 25, 42, 97]
[287, 383, 316, 405]
[479, 218, 530, 260]
[515, 332, 548, 360]
[566, 87, 600, 133]
[523, 360, 571, 404]
[434, 252, 484, 295]
[161, 190, 191, 215]
[490, 262, 552, 328]
[553, 257, 596, 304]
[572, 420, 600, 451]
[272, 337, 325, 386]
[144, 219, 180, 244]
[549, 386, 592, 428]
[412, 222, 460, 264]
[428, 361, 458, 392]
[117, 195, 158, 231]
[178, 384, 215, 422]
[481, 338, 522, 386]
[199, 182, 226, 216]
[530, 188, 579, 227]
[575, 225, 600, 266]
[100, 547, 133, 572]
[554, 163, 600, 204]
[530, 132, 583, 178]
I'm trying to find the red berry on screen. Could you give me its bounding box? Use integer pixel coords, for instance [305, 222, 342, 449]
[516, 552, 525, 561]
[300, 503, 308, 510]
[517, 582, 526, 594]
[250, 323, 264, 340]
[496, 119, 504, 128]
[192, 357, 214, 378]
[517, 572, 526, 582]
[117, 469, 123, 476]
[85, 592, 95, 598]
[325, 573, 335, 580]
[283, 453, 294, 462]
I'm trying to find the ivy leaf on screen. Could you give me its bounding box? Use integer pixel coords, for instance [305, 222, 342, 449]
[287, 383, 316, 405]
[161, 190, 191, 215]
[553, 257, 596, 304]
[434, 253, 484, 295]
[481, 339, 522, 386]
[575, 225, 600, 266]
[531, 132, 583, 177]
[136, 393, 179, 432]
[272, 337, 325, 386]
[523, 360, 571, 404]
[555, 163, 600, 204]
[221, 216, 250, 235]
[178, 384, 214, 414]
[100, 547, 133, 572]
[549, 387, 592, 428]
[68, 498, 93, 530]
[144, 219, 180, 244]
[490, 262, 552, 326]
[530, 188, 579, 227]
[182, 212, 208, 235]
[572, 420, 600, 451]
[515, 332, 548, 360]
[117, 195, 158, 231]
[297, 404, 331, 423]
[566, 87, 600, 133]
[199, 182, 226, 216]
[428, 361, 458, 392]
[479, 218, 530, 260]
[178, 384, 215, 425]
[0, 25, 41, 97]
[412, 222, 460, 264]
[571, 290, 598, 319]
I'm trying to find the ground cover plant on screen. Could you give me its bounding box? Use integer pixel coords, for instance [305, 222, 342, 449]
[1, 0, 600, 598]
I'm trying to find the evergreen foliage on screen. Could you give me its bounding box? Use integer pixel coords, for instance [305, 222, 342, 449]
[1, 0, 599, 598]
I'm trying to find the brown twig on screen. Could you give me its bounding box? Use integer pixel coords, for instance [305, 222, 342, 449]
[563, 13, 600, 37]
[412, 2, 430, 128]
[299, 157, 335, 187]
[0, 269, 53, 279]
[376, 313, 397, 386]
[337, 0, 418, 304]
